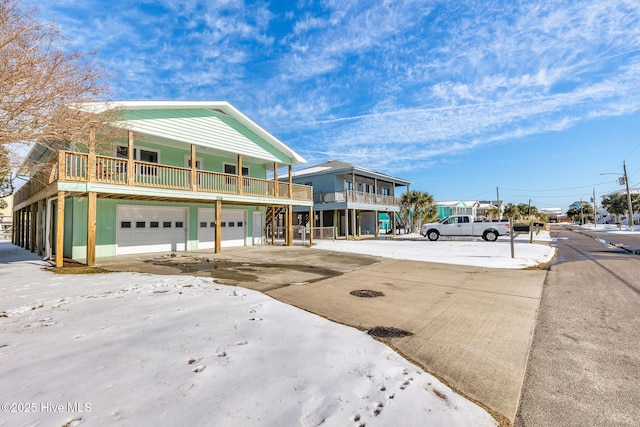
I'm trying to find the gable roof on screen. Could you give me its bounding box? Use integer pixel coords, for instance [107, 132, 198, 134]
[78, 101, 306, 166]
[292, 159, 411, 186]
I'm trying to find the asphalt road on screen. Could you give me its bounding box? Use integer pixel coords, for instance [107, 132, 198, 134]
[515, 225, 640, 427]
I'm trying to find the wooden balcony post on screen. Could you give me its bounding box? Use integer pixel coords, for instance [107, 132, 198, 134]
[86, 192, 97, 266]
[237, 154, 243, 195]
[58, 151, 66, 181]
[351, 172, 355, 201]
[288, 165, 293, 199]
[273, 163, 278, 197]
[215, 199, 222, 253]
[88, 127, 96, 182]
[127, 130, 134, 184]
[55, 192, 65, 268]
[191, 144, 197, 191]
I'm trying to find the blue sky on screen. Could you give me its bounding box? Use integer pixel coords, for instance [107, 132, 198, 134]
[36, 0, 640, 211]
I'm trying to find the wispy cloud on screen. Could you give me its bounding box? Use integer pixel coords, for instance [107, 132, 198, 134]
[35, 0, 640, 176]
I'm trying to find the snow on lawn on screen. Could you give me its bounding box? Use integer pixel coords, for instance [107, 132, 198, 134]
[0, 242, 497, 427]
[313, 232, 555, 269]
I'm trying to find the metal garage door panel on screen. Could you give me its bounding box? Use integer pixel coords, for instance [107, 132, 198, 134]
[116, 205, 187, 255]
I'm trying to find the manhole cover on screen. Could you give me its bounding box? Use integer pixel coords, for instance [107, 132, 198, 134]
[350, 289, 385, 298]
[367, 326, 413, 338]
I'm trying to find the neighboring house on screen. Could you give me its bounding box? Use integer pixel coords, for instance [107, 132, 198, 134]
[435, 201, 479, 219]
[435, 200, 503, 221]
[288, 160, 411, 238]
[12, 101, 313, 267]
[0, 194, 13, 240]
[540, 207, 563, 222]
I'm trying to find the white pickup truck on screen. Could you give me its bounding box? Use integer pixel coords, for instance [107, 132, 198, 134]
[420, 215, 510, 241]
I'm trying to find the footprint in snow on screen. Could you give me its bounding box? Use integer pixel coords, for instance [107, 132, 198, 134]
[192, 365, 206, 373]
[236, 340, 248, 346]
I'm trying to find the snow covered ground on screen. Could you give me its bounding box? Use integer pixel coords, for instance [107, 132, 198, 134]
[313, 231, 555, 269]
[0, 233, 556, 426]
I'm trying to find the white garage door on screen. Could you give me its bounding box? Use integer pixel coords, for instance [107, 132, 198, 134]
[221, 209, 246, 247]
[197, 208, 216, 250]
[116, 205, 187, 255]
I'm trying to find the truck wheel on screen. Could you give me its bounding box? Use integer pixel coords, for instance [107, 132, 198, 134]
[427, 230, 440, 241]
[483, 229, 498, 242]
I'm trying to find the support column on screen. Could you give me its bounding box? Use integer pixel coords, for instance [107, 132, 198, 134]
[37, 199, 44, 256]
[86, 192, 97, 266]
[21, 208, 26, 248]
[352, 209, 357, 237]
[12, 211, 16, 245]
[270, 206, 276, 245]
[309, 207, 313, 245]
[30, 203, 37, 252]
[55, 192, 65, 268]
[344, 208, 349, 239]
[392, 212, 397, 236]
[375, 210, 379, 238]
[286, 205, 293, 246]
[215, 199, 222, 253]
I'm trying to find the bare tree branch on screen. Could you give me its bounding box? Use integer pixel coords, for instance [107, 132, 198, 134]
[1, 0, 120, 191]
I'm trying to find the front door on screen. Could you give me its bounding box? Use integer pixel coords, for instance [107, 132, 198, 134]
[252, 211, 263, 245]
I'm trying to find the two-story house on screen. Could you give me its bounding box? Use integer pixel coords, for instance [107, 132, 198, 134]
[12, 101, 313, 267]
[288, 160, 411, 238]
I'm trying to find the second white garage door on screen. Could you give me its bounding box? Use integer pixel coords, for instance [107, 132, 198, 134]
[197, 208, 247, 249]
[116, 205, 187, 255]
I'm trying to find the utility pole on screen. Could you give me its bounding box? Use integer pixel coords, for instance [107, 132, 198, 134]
[496, 186, 500, 220]
[593, 188, 597, 228]
[623, 161, 635, 232]
[580, 197, 584, 225]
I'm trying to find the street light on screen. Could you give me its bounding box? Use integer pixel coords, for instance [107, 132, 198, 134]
[600, 160, 635, 232]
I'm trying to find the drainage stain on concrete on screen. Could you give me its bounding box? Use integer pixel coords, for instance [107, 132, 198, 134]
[143, 256, 346, 289]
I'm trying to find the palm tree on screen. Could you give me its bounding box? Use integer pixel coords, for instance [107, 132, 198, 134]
[601, 193, 630, 226]
[486, 207, 500, 221]
[503, 203, 519, 220]
[400, 190, 437, 233]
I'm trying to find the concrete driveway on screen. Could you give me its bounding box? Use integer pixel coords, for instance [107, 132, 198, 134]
[99, 245, 547, 425]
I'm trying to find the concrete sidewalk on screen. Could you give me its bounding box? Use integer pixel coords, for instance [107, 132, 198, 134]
[99, 245, 546, 424]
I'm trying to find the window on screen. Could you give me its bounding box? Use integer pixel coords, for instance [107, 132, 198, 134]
[121, 221, 132, 228]
[136, 221, 146, 228]
[210, 222, 216, 227]
[382, 187, 391, 196]
[200, 222, 207, 227]
[150, 221, 159, 228]
[344, 180, 353, 190]
[224, 163, 249, 176]
[221, 222, 226, 227]
[229, 222, 235, 227]
[163, 221, 172, 228]
[116, 146, 160, 163]
[237, 221, 243, 227]
[175, 221, 184, 228]
[185, 156, 203, 169]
